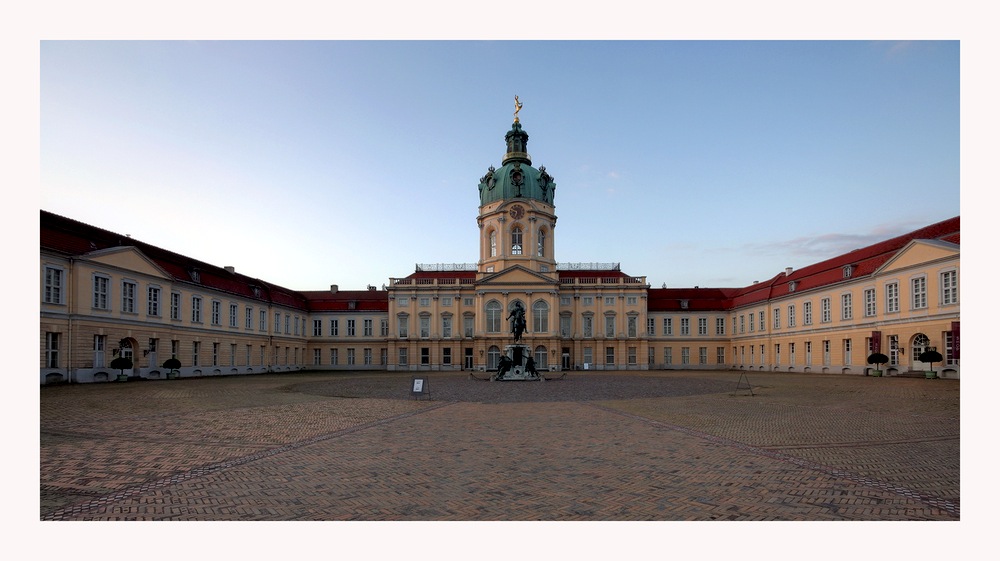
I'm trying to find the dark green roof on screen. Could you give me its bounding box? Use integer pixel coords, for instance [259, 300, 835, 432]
[477, 121, 556, 206]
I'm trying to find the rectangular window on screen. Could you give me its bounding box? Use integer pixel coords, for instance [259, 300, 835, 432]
[739, 315, 745, 333]
[627, 316, 638, 337]
[441, 297, 453, 307]
[886, 282, 900, 313]
[911, 277, 927, 309]
[803, 301, 813, 325]
[841, 293, 853, 320]
[420, 347, 429, 365]
[583, 346, 593, 366]
[583, 296, 593, 306]
[364, 319, 374, 337]
[420, 317, 430, 338]
[284, 314, 290, 334]
[647, 318, 655, 336]
[789, 342, 795, 366]
[122, 281, 136, 313]
[663, 318, 672, 336]
[313, 319, 322, 337]
[748, 313, 754, 333]
[313, 349, 322, 365]
[758, 311, 765, 332]
[147, 286, 160, 316]
[561, 315, 571, 337]
[583, 316, 593, 338]
[464, 316, 474, 338]
[716, 347, 725, 364]
[44, 267, 63, 304]
[192, 341, 200, 366]
[330, 319, 339, 336]
[773, 308, 780, 330]
[397, 297, 409, 306]
[788, 305, 796, 327]
[716, 317, 726, 336]
[381, 319, 390, 337]
[443, 347, 452, 365]
[442, 316, 452, 338]
[419, 297, 430, 307]
[347, 319, 356, 337]
[664, 347, 672, 365]
[464, 297, 475, 307]
[628, 346, 637, 365]
[605, 346, 615, 366]
[192, 297, 203, 323]
[698, 318, 708, 336]
[864, 289, 876, 317]
[820, 298, 831, 323]
[171, 292, 181, 320]
[605, 315, 615, 338]
[680, 318, 690, 336]
[293, 315, 299, 336]
[275, 312, 281, 333]
[398, 348, 408, 366]
[229, 303, 238, 327]
[348, 348, 356, 365]
[398, 316, 408, 338]
[605, 296, 615, 306]
[330, 348, 338, 365]
[93, 275, 109, 309]
[94, 335, 107, 368]
[681, 347, 690, 365]
[364, 348, 373, 365]
[211, 301, 221, 325]
[698, 347, 707, 365]
[212, 343, 219, 366]
[823, 340, 830, 365]
[941, 270, 958, 305]
[260, 310, 267, 332]
[844, 339, 852, 365]
[246, 307, 254, 330]
[230, 343, 237, 366]
[45, 332, 60, 368]
[627, 296, 638, 305]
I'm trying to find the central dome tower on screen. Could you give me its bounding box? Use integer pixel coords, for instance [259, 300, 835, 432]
[476, 98, 558, 275]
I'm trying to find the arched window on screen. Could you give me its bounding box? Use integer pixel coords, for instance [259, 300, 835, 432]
[534, 345, 548, 369]
[486, 300, 502, 333]
[537, 228, 546, 257]
[511, 227, 523, 255]
[532, 300, 549, 333]
[489, 230, 497, 257]
[487, 345, 501, 370]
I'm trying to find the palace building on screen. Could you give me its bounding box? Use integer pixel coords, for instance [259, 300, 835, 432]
[39, 114, 960, 384]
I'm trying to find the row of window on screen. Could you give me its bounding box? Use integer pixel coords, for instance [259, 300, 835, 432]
[487, 226, 548, 258]
[647, 317, 727, 337]
[735, 272, 958, 334]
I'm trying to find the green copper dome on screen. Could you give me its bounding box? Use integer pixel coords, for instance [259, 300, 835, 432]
[478, 121, 556, 206]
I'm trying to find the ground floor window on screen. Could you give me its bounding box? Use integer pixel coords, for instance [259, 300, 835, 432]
[45, 332, 60, 368]
[605, 346, 615, 366]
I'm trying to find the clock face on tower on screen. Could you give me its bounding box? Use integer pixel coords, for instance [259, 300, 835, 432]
[509, 204, 525, 220]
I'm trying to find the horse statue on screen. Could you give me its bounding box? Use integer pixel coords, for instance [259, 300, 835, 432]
[508, 302, 527, 343]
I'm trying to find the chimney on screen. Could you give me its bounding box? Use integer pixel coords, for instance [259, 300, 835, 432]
[330, 284, 339, 294]
[785, 267, 793, 276]
[224, 266, 235, 274]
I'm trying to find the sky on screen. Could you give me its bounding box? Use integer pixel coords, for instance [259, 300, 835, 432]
[38, 39, 960, 291]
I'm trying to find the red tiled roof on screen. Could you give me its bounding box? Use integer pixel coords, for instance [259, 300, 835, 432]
[648, 288, 739, 312]
[41, 210, 309, 310]
[299, 290, 389, 312]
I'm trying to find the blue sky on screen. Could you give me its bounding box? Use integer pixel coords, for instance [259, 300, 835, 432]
[40, 40, 959, 291]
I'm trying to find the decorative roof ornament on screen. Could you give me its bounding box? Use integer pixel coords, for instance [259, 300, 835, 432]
[514, 95, 523, 123]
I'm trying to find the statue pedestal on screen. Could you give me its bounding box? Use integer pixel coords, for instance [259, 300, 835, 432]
[492, 344, 542, 381]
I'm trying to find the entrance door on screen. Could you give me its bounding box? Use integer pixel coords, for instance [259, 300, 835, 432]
[464, 348, 473, 369]
[562, 348, 571, 370]
[911, 333, 930, 370]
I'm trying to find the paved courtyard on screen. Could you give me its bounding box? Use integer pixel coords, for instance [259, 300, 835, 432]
[39, 369, 959, 521]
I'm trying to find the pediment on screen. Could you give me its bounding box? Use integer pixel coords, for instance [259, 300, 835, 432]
[84, 246, 172, 279]
[478, 265, 559, 287]
[875, 239, 959, 275]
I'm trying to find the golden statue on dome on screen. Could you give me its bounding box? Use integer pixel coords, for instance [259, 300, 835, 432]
[514, 95, 523, 122]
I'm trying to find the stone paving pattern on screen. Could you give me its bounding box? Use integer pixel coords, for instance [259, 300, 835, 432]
[39, 370, 959, 521]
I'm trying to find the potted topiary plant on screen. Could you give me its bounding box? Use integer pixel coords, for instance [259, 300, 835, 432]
[110, 356, 132, 382]
[918, 349, 943, 379]
[867, 352, 889, 377]
[163, 357, 181, 379]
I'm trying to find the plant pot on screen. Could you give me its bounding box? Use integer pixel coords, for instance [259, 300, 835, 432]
[166, 371, 177, 379]
[925, 371, 937, 379]
[872, 370, 882, 377]
[116, 373, 128, 382]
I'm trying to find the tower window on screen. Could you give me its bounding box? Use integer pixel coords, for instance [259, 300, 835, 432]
[511, 227, 523, 255]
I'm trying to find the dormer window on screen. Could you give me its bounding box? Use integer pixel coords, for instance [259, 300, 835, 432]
[789, 281, 797, 292]
[680, 299, 689, 309]
[189, 268, 200, 283]
[843, 265, 854, 279]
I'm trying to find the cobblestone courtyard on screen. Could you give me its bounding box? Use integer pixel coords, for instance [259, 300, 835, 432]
[39, 369, 959, 522]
